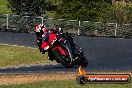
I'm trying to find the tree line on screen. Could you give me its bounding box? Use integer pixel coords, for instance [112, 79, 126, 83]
[7, 0, 132, 23]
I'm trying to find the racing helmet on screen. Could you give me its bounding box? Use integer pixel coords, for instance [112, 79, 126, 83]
[35, 23, 46, 34]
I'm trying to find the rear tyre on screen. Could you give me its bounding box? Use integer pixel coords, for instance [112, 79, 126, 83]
[53, 49, 73, 68]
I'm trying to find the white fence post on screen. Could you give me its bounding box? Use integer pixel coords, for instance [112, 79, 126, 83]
[6, 14, 9, 29]
[78, 21, 81, 35]
[114, 23, 117, 36]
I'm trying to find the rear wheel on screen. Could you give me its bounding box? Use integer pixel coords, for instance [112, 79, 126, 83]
[53, 48, 73, 68]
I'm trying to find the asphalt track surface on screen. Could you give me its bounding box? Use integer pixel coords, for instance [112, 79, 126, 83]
[0, 32, 132, 73]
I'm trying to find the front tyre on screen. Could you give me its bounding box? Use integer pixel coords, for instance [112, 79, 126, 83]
[53, 49, 73, 68]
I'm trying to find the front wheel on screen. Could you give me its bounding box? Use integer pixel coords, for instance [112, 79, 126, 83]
[53, 49, 73, 68]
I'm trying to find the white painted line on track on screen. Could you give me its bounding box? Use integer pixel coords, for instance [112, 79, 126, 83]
[12, 45, 17, 47]
[2, 44, 8, 46]
[0, 43, 37, 49]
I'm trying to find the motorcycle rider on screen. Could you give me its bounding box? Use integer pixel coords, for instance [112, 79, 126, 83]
[35, 23, 59, 54]
[35, 23, 50, 54]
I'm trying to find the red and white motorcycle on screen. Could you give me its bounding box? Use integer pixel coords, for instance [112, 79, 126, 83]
[35, 23, 88, 68]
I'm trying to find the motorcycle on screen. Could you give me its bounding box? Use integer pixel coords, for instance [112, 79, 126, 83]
[35, 24, 88, 68]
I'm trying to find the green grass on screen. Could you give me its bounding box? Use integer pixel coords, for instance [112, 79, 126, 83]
[0, 0, 8, 5]
[0, 0, 12, 14]
[0, 80, 131, 88]
[0, 45, 49, 67]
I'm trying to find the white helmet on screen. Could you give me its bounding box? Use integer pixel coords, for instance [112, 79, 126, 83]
[35, 23, 45, 32]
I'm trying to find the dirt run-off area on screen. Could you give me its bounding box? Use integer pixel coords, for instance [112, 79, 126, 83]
[0, 73, 76, 85]
[0, 71, 132, 85]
